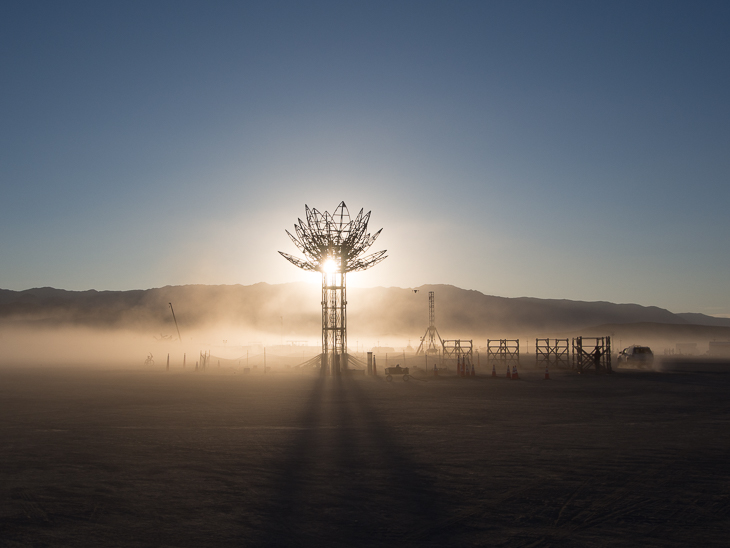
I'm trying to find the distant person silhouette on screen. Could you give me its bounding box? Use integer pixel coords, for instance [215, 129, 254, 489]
[592, 346, 603, 370]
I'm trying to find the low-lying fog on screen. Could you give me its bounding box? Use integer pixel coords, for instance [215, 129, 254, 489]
[1, 283, 728, 369]
[1, 323, 725, 371]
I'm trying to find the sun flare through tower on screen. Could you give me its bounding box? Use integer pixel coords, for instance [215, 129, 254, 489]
[279, 202, 387, 375]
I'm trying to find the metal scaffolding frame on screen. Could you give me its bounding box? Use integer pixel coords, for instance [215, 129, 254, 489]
[442, 339, 473, 365]
[322, 269, 347, 374]
[487, 339, 520, 368]
[280, 202, 386, 375]
[572, 336, 612, 373]
[416, 291, 443, 357]
[535, 338, 570, 368]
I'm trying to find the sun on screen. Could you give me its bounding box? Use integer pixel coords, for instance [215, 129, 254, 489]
[322, 259, 338, 273]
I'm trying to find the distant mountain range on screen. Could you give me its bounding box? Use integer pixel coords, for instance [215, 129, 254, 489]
[1, 283, 728, 343]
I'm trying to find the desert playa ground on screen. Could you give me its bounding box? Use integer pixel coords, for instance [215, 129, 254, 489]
[1, 366, 728, 547]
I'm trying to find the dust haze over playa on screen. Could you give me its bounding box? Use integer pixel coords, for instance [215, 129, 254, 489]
[2, 1, 730, 546]
[1, 283, 730, 367]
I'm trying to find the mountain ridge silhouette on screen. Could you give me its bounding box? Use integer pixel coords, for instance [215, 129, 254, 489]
[1, 283, 728, 340]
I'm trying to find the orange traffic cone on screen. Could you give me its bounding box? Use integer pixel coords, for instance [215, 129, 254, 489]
[471, 363, 475, 377]
[512, 365, 519, 380]
[506, 364, 511, 379]
[544, 363, 550, 380]
[492, 362, 497, 377]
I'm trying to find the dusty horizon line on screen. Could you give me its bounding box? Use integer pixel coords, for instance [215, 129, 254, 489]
[0, 281, 723, 318]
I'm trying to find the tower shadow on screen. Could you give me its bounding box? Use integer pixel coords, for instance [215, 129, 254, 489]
[256, 375, 453, 547]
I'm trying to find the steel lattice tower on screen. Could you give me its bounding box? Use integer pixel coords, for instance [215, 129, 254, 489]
[416, 291, 443, 356]
[280, 202, 386, 375]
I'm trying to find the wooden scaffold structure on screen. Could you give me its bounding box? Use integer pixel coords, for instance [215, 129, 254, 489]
[487, 339, 520, 370]
[441, 339, 473, 368]
[572, 336, 612, 373]
[535, 338, 570, 369]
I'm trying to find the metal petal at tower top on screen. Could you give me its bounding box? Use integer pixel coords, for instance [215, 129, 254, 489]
[279, 202, 387, 274]
[279, 202, 387, 375]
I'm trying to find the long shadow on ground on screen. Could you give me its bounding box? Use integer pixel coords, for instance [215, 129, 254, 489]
[257, 375, 451, 547]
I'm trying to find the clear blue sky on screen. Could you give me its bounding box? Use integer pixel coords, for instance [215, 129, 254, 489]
[1, 1, 728, 316]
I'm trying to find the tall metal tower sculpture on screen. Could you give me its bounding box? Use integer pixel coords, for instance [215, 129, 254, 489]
[280, 202, 387, 375]
[416, 291, 443, 356]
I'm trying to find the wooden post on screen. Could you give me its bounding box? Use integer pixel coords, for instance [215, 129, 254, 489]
[166, 353, 169, 371]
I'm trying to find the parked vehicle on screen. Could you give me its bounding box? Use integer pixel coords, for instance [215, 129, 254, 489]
[384, 364, 410, 382]
[617, 345, 654, 367]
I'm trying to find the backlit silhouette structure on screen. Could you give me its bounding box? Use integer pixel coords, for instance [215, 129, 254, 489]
[280, 202, 386, 375]
[416, 291, 443, 356]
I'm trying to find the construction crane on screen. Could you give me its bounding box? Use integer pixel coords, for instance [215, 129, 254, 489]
[169, 302, 182, 344]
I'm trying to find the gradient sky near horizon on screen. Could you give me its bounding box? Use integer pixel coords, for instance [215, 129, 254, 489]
[1, 1, 728, 316]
